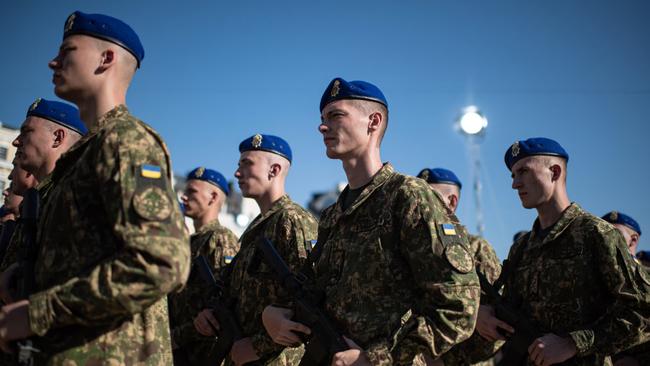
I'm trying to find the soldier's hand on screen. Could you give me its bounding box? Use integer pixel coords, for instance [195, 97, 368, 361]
[230, 337, 260, 366]
[476, 304, 514, 341]
[193, 308, 220, 336]
[528, 333, 577, 366]
[331, 337, 370, 366]
[262, 305, 311, 346]
[0, 299, 33, 353]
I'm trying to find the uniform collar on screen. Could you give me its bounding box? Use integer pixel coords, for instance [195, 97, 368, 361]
[242, 194, 291, 236]
[529, 202, 583, 247]
[333, 163, 395, 218]
[92, 104, 130, 134]
[193, 218, 222, 237]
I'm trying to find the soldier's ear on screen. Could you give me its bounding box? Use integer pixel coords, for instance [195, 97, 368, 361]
[52, 128, 65, 148]
[631, 233, 640, 248]
[268, 163, 281, 179]
[448, 194, 459, 213]
[550, 164, 562, 181]
[98, 48, 116, 72]
[367, 111, 382, 134]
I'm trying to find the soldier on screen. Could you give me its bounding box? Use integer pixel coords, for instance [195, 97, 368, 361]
[262, 78, 480, 365]
[480, 137, 650, 365]
[0, 11, 190, 364]
[601, 212, 648, 366]
[0, 98, 86, 285]
[416, 167, 502, 366]
[193, 134, 318, 365]
[170, 167, 240, 365]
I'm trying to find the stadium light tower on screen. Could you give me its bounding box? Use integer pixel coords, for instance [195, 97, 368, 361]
[457, 106, 488, 236]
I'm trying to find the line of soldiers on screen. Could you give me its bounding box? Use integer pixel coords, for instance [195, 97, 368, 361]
[0, 9, 648, 366]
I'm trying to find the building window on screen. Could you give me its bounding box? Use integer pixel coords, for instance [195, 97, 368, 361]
[0, 146, 7, 161]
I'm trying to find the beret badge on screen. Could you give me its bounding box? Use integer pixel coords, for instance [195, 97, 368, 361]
[511, 141, 520, 157]
[420, 169, 430, 181]
[330, 80, 341, 97]
[252, 134, 263, 149]
[29, 98, 41, 113]
[610, 211, 618, 221]
[65, 13, 76, 32]
[194, 167, 205, 178]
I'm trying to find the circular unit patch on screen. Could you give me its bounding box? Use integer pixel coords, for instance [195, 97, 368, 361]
[133, 186, 172, 221]
[444, 243, 474, 273]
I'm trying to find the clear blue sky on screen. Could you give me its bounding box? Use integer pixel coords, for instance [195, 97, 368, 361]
[1, 0, 649, 259]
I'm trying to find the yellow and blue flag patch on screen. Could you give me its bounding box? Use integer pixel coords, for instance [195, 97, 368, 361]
[442, 223, 457, 236]
[224, 256, 234, 264]
[141, 164, 162, 179]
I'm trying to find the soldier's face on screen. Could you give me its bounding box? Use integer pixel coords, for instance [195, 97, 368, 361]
[319, 100, 371, 160]
[181, 180, 215, 219]
[7, 166, 37, 196]
[510, 157, 555, 209]
[3, 187, 23, 216]
[49, 35, 101, 102]
[235, 151, 271, 199]
[12, 117, 55, 175]
[613, 223, 640, 256]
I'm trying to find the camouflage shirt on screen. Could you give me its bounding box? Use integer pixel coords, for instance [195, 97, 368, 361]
[440, 234, 503, 366]
[312, 163, 480, 365]
[502, 203, 650, 365]
[27, 105, 191, 365]
[168, 218, 239, 363]
[225, 194, 317, 365]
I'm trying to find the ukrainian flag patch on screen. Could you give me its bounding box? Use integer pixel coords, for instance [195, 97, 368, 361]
[224, 255, 234, 264]
[141, 164, 162, 179]
[442, 223, 457, 236]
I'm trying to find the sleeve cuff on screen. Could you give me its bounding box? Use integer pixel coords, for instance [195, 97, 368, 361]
[28, 291, 54, 336]
[365, 342, 393, 366]
[569, 329, 595, 356]
[250, 330, 283, 358]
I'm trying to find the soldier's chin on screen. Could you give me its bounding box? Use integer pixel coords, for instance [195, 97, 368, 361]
[325, 147, 340, 159]
[53, 85, 76, 104]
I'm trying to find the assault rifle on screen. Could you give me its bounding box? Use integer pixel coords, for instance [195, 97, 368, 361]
[256, 238, 348, 366]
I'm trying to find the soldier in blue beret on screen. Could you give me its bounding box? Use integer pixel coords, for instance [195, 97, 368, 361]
[169, 167, 239, 365]
[602, 211, 642, 257]
[262, 78, 479, 365]
[0, 11, 190, 364]
[194, 134, 317, 365]
[416, 167, 503, 366]
[480, 137, 650, 365]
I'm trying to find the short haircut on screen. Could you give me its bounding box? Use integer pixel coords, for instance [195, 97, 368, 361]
[351, 99, 389, 143]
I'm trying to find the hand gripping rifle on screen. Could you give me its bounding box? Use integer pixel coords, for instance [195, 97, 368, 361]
[256, 238, 348, 366]
[195, 255, 262, 366]
[477, 270, 540, 366]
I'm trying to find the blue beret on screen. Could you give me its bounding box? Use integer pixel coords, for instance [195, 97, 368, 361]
[602, 211, 642, 236]
[239, 134, 292, 163]
[26, 98, 87, 135]
[320, 77, 388, 112]
[63, 11, 144, 68]
[187, 167, 230, 196]
[417, 168, 462, 190]
[504, 137, 569, 171]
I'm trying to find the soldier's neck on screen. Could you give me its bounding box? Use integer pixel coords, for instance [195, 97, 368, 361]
[341, 150, 383, 189]
[193, 208, 220, 231]
[256, 187, 286, 215]
[77, 90, 127, 130]
[536, 194, 571, 230]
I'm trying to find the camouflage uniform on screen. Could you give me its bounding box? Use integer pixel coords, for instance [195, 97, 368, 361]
[26, 105, 190, 365]
[224, 194, 317, 365]
[436, 234, 503, 366]
[169, 218, 239, 364]
[502, 203, 650, 365]
[311, 163, 480, 365]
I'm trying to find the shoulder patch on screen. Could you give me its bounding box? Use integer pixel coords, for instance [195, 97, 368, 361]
[141, 164, 162, 179]
[133, 186, 172, 221]
[224, 255, 234, 264]
[444, 243, 474, 273]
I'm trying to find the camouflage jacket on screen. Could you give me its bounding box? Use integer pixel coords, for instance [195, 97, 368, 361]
[168, 218, 239, 359]
[225, 194, 317, 365]
[503, 203, 650, 365]
[312, 163, 480, 365]
[27, 105, 191, 365]
[0, 175, 55, 276]
[440, 234, 503, 366]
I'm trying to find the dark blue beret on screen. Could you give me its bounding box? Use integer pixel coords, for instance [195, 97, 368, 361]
[504, 137, 569, 171]
[417, 168, 462, 190]
[26, 98, 87, 135]
[602, 211, 642, 236]
[320, 77, 388, 112]
[63, 11, 144, 68]
[239, 134, 292, 163]
[187, 167, 230, 196]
